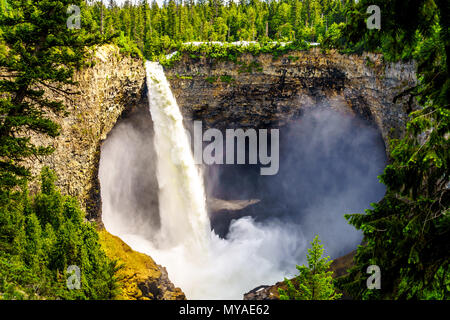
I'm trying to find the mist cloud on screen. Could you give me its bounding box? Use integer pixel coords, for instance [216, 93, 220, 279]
[99, 105, 387, 299]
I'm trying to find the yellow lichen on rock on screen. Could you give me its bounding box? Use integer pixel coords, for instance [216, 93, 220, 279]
[98, 230, 161, 300]
[98, 229, 186, 300]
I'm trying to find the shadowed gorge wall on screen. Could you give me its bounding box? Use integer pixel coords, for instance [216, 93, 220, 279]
[165, 48, 416, 151]
[24, 45, 146, 222]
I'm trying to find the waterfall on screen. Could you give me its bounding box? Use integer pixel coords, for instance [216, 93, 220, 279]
[137, 61, 305, 299]
[145, 61, 209, 252]
[101, 60, 381, 299]
[99, 60, 303, 300]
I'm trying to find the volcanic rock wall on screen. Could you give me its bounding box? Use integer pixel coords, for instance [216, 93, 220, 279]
[24, 45, 146, 221]
[165, 48, 416, 151]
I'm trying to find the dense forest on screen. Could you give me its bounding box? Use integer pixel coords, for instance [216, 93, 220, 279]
[0, 0, 119, 299]
[337, 0, 449, 299]
[0, 0, 449, 300]
[43, 0, 354, 58]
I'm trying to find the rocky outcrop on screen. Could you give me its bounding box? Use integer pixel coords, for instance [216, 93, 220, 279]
[165, 48, 416, 152]
[99, 230, 185, 300]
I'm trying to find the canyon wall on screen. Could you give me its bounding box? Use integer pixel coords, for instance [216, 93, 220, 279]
[25, 45, 146, 221]
[165, 48, 416, 151]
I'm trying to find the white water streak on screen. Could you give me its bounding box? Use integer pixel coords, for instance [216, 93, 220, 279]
[145, 61, 210, 252]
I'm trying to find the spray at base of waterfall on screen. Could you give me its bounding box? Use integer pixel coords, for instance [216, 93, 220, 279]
[119, 216, 306, 299]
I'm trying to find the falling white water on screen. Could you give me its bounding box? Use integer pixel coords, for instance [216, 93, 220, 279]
[144, 61, 210, 252]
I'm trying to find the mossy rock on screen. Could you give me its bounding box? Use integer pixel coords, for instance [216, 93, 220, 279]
[98, 230, 162, 300]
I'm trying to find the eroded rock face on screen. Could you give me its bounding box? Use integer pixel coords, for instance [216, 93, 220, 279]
[25, 45, 146, 222]
[165, 49, 416, 151]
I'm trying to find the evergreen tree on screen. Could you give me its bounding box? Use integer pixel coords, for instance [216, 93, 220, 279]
[1, 168, 121, 299]
[278, 236, 342, 300]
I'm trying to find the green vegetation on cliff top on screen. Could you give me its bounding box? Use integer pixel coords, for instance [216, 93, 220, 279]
[45, 0, 351, 60]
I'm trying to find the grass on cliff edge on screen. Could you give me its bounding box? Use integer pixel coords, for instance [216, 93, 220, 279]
[159, 41, 311, 68]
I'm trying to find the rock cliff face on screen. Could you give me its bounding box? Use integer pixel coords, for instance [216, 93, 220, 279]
[165, 49, 416, 152]
[25, 45, 146, 222]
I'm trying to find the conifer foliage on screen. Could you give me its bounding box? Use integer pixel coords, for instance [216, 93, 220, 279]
[0, 0, 106, 192]
[278, 236, 342, 300]
[82, 0, 354, 59]
[0, 168, 121, 299]
[335, 0, 449, 300]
